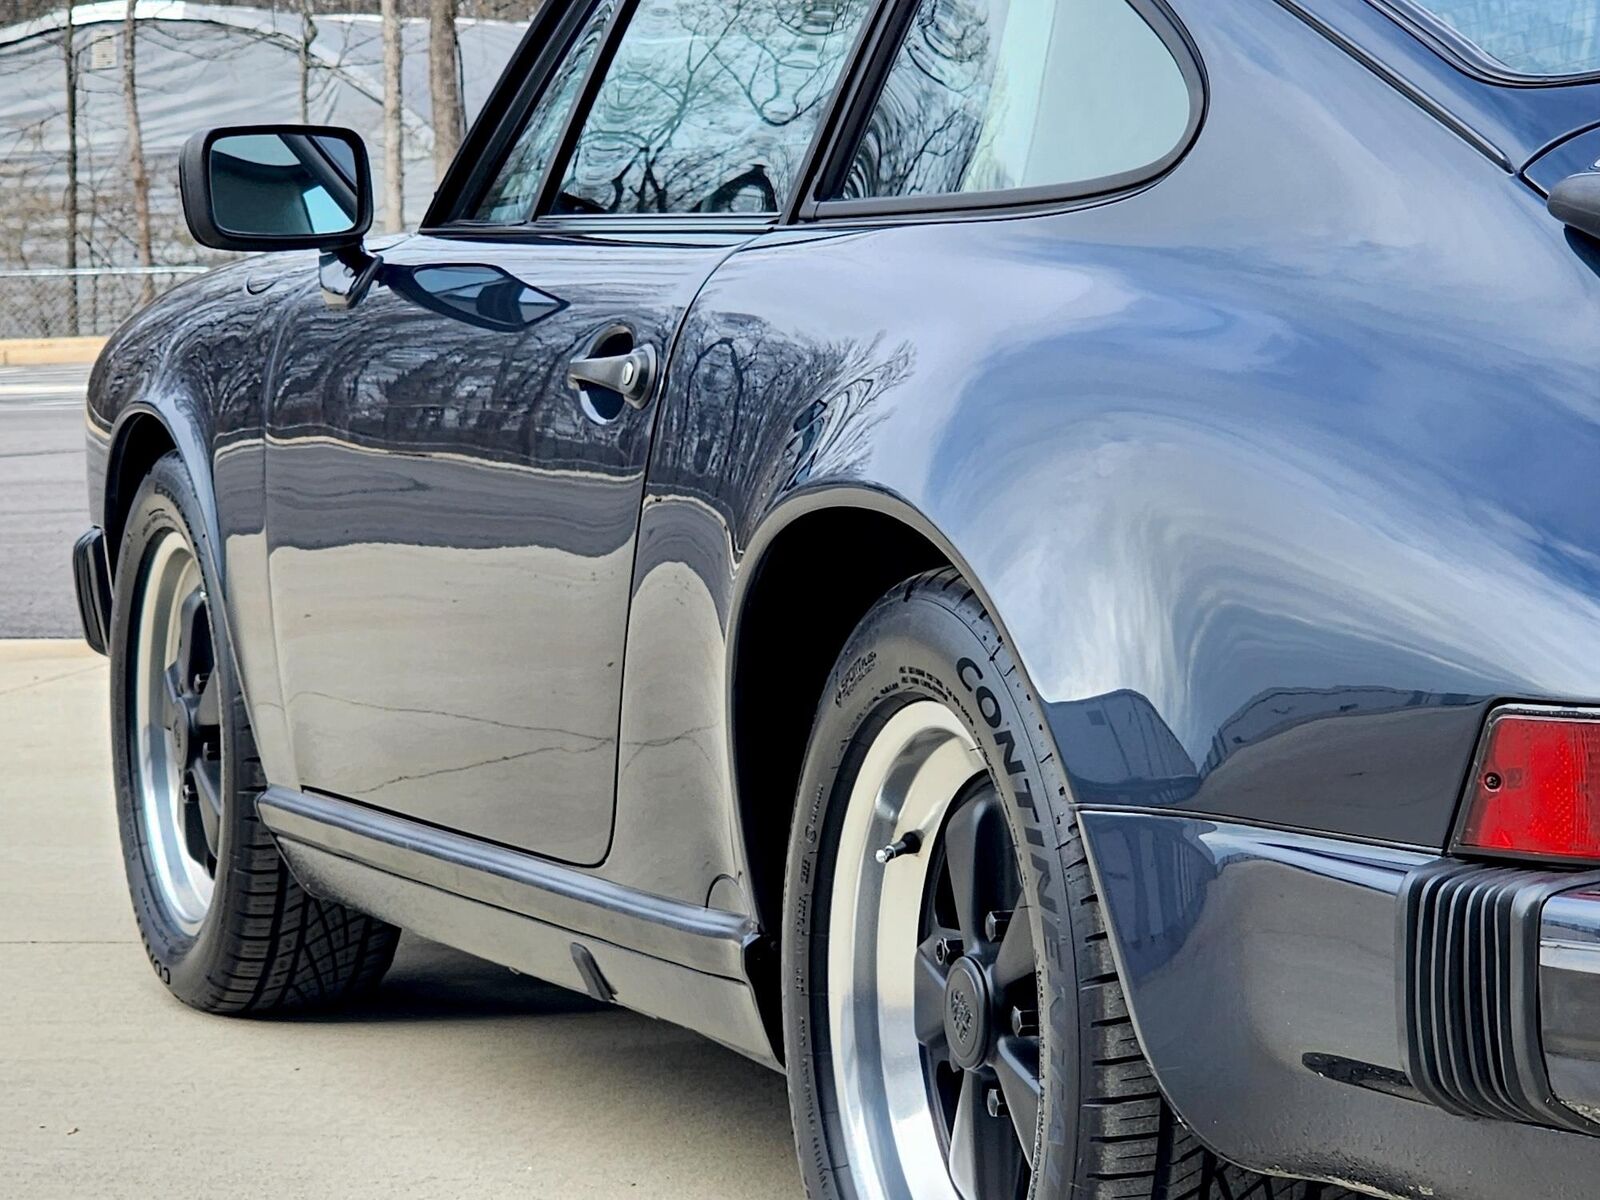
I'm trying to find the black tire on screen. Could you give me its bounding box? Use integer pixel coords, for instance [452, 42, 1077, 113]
[782, 568, 1351, 1200]
[110, 451, 399, 1013]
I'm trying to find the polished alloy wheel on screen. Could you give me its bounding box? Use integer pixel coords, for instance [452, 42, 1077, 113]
[828, 701, 1044, 1200]
[130, 528, 224, 934]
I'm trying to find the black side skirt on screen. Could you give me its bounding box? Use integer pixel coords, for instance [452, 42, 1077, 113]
[256, 786, 779, 1068]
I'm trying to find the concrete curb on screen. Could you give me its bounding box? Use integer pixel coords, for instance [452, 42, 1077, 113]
[0, 336, 106, 366]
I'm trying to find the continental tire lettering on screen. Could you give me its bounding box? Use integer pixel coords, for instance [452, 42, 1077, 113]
[956, 656, 983, 689]
[994, 729, 1026, 776]
[1013, 775, 1038, 817]
[976, 686, 1003, 728]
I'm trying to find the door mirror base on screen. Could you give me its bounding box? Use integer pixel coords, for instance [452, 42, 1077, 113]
[319, 246, 383, 311]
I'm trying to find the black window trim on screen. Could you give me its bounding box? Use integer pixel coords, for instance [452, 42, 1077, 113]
[794, 0, 1207, 224]
[423, 0, 594, 229]
[1363, 0, 1600, 89]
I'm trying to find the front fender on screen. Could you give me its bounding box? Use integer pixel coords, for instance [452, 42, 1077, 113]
[86, 253, 311, 785]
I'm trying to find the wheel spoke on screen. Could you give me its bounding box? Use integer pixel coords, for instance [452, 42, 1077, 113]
[942, 789, 1007, 944]
[188, 756, 223, 859]
[161, 663, 186, 728]
[947, 1070, 1023, 1200]
[994, 1035, 1042, 1165]
[994, 905, 1036, 990]
[914, 936, 950, 1050]
[175, 587, 212, 692]
[194, 668, 222, 728]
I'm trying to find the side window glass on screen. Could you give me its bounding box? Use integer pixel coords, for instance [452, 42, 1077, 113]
[473, 3, 616, 223]
[836, 0, 1192, 201]
[554, 0, 871, 216]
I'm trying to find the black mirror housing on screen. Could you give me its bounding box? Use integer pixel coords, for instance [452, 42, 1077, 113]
[179, 124, 373, 253]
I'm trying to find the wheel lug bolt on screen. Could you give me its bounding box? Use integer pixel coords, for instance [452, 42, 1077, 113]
[984, 910, 1013, 941]
[1011, 1006, 1040, 1037]
[986, 1088, 1007, 1119]
[935, 937, 961, 966]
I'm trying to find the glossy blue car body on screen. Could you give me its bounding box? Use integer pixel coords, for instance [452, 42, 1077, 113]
[78, 0, 1600, 1193]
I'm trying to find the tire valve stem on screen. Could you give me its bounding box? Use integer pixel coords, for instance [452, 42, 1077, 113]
[874, 831, 922, 865]
[986, 1089, 1008, 1119]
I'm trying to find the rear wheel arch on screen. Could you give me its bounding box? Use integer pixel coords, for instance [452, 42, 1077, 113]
[728, 491, 1042, 1046]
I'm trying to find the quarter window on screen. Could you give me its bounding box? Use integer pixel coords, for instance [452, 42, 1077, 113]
[554, 0, 871, 215]
[473, 3, 616, 223]
[835, 0, 1192, 202]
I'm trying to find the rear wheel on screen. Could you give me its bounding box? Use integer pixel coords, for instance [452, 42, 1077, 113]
[110, 451, 399, 1012]
[783, 568, 1353, 1199]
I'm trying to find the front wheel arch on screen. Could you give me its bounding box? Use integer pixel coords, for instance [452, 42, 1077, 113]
[100, 401, 243, 687]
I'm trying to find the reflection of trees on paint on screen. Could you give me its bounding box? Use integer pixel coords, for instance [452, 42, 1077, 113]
[559, 0, 870, 214]
[654, 310, 913, 526]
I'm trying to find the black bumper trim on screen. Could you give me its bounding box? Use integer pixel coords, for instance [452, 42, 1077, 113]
[71, 527, 112, 655]
[1400, 860, 1600, 1135]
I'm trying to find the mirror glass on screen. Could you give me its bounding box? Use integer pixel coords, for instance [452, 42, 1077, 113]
[208, 132, 361, 238]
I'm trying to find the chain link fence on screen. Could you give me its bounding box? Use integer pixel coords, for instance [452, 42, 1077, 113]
[0, 266, 212, 340]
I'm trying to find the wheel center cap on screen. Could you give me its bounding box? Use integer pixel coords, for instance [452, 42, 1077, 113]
[944, 957, 991, 1071]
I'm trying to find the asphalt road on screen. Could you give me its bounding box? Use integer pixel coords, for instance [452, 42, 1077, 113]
[0, 367, 801, 1198]
[0, 364, 91, 638]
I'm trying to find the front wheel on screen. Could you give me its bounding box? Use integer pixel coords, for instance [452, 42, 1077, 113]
[782, 568, 1348, 1199]
[109, 451, 398, 1013]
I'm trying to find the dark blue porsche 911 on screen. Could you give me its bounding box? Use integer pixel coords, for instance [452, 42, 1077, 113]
[72, 0, 1600, 1195]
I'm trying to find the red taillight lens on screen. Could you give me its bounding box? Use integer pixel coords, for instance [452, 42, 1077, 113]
[1459, 712, 1600, 862]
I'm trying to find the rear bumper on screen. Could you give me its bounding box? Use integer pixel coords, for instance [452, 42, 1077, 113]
[1542, 885, 1600, 1125]
[1080, 810, 1600, 1199]
[71, 527, 112, 655]
[1399, 861, 1600, 1134]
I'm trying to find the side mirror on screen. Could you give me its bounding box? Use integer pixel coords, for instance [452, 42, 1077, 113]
[180, 124, 383, 307]
[180, 124, 371, 251]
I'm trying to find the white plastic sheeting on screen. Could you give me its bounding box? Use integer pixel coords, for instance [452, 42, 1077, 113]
[0, 3, 529, 266]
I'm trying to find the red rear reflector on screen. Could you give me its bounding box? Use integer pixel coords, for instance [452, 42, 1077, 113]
[1459, 712, 1600, 862]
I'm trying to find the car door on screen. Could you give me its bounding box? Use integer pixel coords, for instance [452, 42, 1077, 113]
[263, 0, 872, 863]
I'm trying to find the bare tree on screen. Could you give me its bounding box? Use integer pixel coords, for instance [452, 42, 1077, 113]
[429, 0, 463, 182]
[62, 6, 79, 335]
[298, 0, 318, 122]
[123, 5, 155, 305]
[381, 0, 405, 231]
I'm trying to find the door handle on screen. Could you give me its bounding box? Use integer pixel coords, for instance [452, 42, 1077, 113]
[568, 343, 657, 409]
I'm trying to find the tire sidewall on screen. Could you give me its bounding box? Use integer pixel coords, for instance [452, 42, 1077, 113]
[109, 452, 247, 1005]
[782, 579, 1084, 1199]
